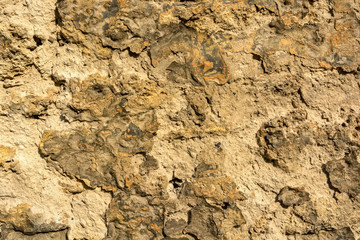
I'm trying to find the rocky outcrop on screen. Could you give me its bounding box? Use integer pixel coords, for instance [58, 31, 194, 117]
[0, 0, 359, 239]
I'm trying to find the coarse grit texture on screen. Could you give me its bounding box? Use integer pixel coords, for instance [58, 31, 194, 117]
[0, 0, 359, 239]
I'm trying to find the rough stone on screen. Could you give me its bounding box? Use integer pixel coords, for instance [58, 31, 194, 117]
[0, 0, 360, 239]
[324, 149, 360, 198]
[277, 186, 310, 208]
[0, 146, 17, 171]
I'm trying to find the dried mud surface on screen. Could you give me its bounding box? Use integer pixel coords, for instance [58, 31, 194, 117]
[0, 0, 359, 239]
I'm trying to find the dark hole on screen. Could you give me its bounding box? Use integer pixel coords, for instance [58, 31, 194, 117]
[308, 0, 315, 5]
[33, 36, 43, 46]
[355, 126, 360, 131]
[60, 115, 70, 123]
[94, 87, 103, 93]
[205, 96, 211, 104]
[169, 177, 183, 189]
[53, 79, 66, 87]
[274, 86, 280, 93]
[215, 142, 221, 148]
[342, 123, 346, 127]
[92, 84, 105, 94]
[222, 202, 230, 209]
[252, 53, 262, 61]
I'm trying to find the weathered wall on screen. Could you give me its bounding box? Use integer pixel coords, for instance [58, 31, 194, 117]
[0, 0, 359, 239]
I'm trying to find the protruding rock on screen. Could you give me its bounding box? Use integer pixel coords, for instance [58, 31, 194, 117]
[324, 150, 360, 198]
[0, 145, 17, 171]
[277, 186, 310, 208]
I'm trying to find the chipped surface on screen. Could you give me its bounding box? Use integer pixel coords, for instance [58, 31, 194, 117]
[0, 0, 359, 239]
